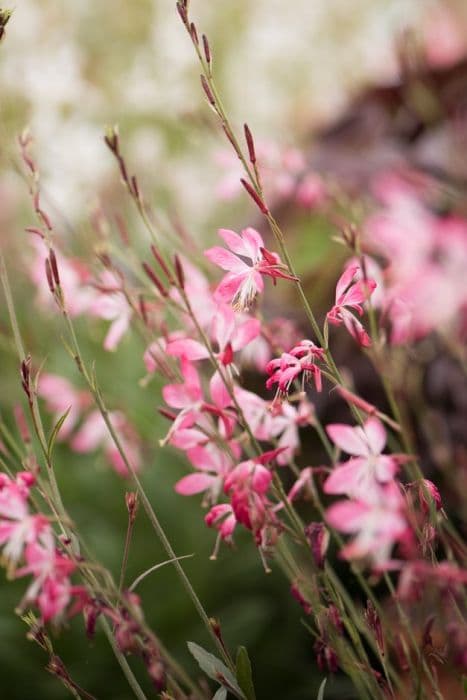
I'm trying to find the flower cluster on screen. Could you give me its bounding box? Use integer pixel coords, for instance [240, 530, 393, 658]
[363, 171, 467, 344]
[0, 472, 83, 622]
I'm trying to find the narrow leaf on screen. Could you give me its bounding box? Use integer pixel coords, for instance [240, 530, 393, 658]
[47, 407, 71, 458]
[235, 646, 256, 700]
[187, 642, 244, 698]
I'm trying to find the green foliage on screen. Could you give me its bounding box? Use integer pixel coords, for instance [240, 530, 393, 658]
[187, 641, 244, 699]
[235, 646, 256, 700]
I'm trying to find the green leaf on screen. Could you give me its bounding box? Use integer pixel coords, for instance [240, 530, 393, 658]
[235, 646, 256, 700]
[213, 688, 227, 700]
[187, 642, 244, 698]
[317, 678, 327, 700]
[47, 407, 71, 459]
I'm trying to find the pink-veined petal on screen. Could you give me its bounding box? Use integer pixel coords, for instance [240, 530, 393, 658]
[214, 272, 248, 303]
[241, 227, 264, 261]
[218, 228, 250, 256]
[204, 246, 249, 273]
[335, 265, 359, 303]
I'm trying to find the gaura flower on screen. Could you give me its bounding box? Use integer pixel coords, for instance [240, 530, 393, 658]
[327, 264, 375, 347]
[167, 304, 260, 408]
[326, 482, 408, 567]
[205, 227, 296, 310]
[323, 417, 400, 501]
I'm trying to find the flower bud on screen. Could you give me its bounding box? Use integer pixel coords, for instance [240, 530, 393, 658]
[304, 522, 329, 569]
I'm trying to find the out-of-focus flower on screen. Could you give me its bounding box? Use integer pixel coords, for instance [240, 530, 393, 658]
[323, 417, 400, 501]
[71, 410, 141, 477]
[326, 482, 408, 567]
[327, 264, 376, 347]
[0, 473, 48, 570]
[90, 271, 133, 351]
[38, 373, 91, 439]
[168, 304, 260, 407]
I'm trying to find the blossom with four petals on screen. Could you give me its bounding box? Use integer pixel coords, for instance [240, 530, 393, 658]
[205, 227, 296, 310]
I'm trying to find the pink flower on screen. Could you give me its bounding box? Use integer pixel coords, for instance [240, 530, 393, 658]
[268, 400, 314, 466]
[37, 576, 72, 622]
[175, 442, 235, 502]
[143, 334, 177, 374]
[38, 373, 91, 439]
[90, 271, 132, 351]
[16, 536, 76, 622]
[71, 410, 141, 477]
[205, 228, 296, 310]
[0, 473, 48, 570]
[234, 388, 275, 441]
[168, 304, 260, 408]
[396, 560, 467, 601]
[295, 173, 326, 209]
[205, 503, 237, 544]
[323, 417, 399, 501]
[327, 265, 375, 347]
[223, 451, 283, 544]
[326, 483, 408, 566]
[266, 340, 324, 397]
[161, 359, 236, 448]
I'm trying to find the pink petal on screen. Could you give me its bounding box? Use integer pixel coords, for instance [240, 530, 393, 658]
[241, 227, 264, 261]
[186, 444, 226, 472]
[364, 417, 386, 454]
[170, 428, 205, 450]
[167, 339, 208, 361]
[341, 310, 372, 347]
[326, 500, 369, 532]
[335, 264, 359, 303]
[175, 473, 216, 495]
[326, 423, 368, 456]
[374, 455, 398, 482]
[204, 247, 248, 273]
[181, 358, 203, 396]
[71, 411, 106, 452]
[162, 384, 196, 409]
[231, 318, 261, 351]
[212, 305, 235, 350]
[214, 272, 248, 303]
[323, 461, 362, 496]
[210, 370, 232, 409]
[218, 228, 250, 256]
[103, 314, 130, 351]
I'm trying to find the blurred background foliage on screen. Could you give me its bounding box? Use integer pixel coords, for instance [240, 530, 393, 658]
[1, 1, 466, 698]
